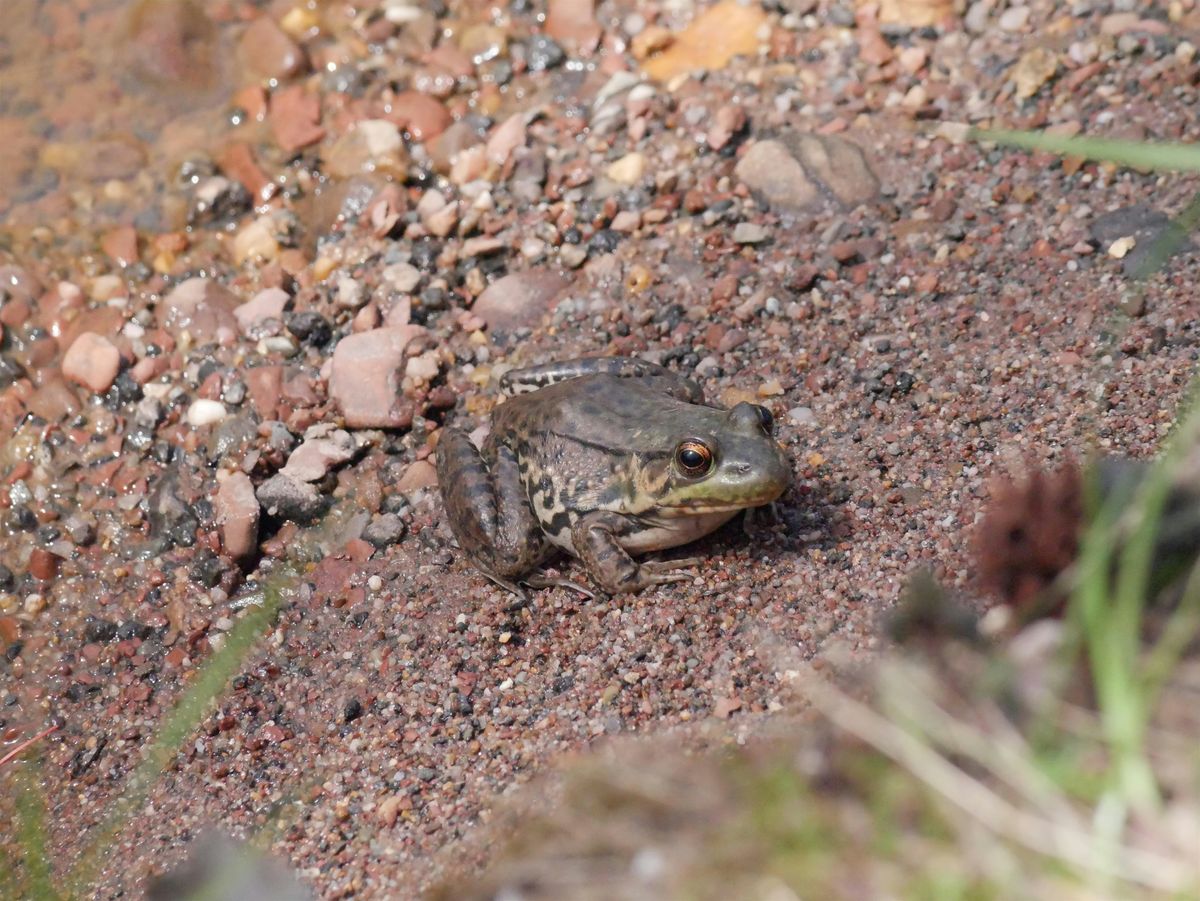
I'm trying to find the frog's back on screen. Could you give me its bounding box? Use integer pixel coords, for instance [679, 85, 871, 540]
[492, 375, 717, 533]
[496, 374, 716, 452]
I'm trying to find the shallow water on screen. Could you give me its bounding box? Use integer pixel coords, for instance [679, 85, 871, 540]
[0, 0, 235, 240]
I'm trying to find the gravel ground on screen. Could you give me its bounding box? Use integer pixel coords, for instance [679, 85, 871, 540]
[2, 0, 1200, 897]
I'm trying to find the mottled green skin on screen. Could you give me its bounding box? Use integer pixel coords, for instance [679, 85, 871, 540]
[437, 357, 791, 596]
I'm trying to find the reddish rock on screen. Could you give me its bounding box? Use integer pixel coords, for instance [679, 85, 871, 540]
[244, 365, 284, 420]
[282, 373, 322, 407]
[28, 547, 59, 581]
[312, 557, 356, 598]
[0, 296, 33, 329]
[396, 459, 437, 492]
[156, 278, 240, 345]
[702, 323, 727, 350]
[0, 267, 40, 306]
[717, 328, 749, 354]
[329, 326, 425, 429]
[101, 226, 138, 266]
[545, 0, 601, 52]
[282, 432, 356, 482]
[707, 105, 747, 151]
[57, 305, 126, 357]
[232, 84, 268, 120]
[234, 287, 290, 334]
[237, 16, 306, 82]
[486, 113, 527, 166]
[62, 332, 122, 394]
[197, 371, 223, 401]
[270, 85, 326, 153]
[130, 355, 169, 385]
[423, 43, 474, 79]
[218, 142, 271, 199]
[353, 304, 382, 332]
[323, 120, 407, 179]
[378, 795, 404, 827]
[345, 538, 374, 563]
[26, 372, 81, 422]
[368, 184, 407, 238]
[164, 646, 187, 668]
[426, 120, 483, 173]
[472, 270, 570, 331]
[216, 472, 259, 561]
[830, 240, 860, 263]
[386, 91, 452, 142]
[126, 683, 152, 703]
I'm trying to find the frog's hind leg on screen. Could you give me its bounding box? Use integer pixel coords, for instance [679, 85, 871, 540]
[500, 356, 705, 403]
[571, 511, 702, 595]
[436, 428, 548, 595]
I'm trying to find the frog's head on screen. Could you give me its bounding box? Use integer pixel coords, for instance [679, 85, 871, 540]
[637, 402, 791, 516]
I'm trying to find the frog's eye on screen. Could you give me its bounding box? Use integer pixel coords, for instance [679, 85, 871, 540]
[754, 405, 774, 434]
[675, 440, 713, 476]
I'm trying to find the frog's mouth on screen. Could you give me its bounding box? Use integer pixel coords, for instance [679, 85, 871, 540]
[663, 491, 785, 515]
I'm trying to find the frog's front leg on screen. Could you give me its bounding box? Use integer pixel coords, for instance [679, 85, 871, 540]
[571, 511, 701, 594]
[500, 356, 705, 404]
[436, 428, 548, 595]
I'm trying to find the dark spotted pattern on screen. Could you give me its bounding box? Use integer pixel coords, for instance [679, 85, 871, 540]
[437, 356, 791, 596]
[435, 428, 548, 593]
[500, 355, 705, 403]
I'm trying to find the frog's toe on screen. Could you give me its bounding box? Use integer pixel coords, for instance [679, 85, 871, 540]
[480, 571, 531, 600]
[645, 571, 693, 587]
[631, 557, 704, 590]
[743, 503, 783, 536]
[641, 556, 704, 574]
[525, 573, 597, 600]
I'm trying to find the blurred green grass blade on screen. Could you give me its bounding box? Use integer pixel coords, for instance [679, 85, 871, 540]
[1085, 379, 1200, 813]
[971, 129, 1200, 172]
[1141, 556, 1200, 710]
[1072, 461, 1158, 815]
[1107, 461, 1172, 812]
[12, 759, 61, 901]
[65, 568, 295, 895]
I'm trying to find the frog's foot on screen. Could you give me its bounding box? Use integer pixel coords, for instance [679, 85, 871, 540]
[637, 556, 703, 586]
[573, 512, 704, 594]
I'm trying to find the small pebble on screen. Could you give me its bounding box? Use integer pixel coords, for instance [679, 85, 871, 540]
[187, 400, 229, 427]
[733, 223, 769, 244]
[606, 152, 646, 185]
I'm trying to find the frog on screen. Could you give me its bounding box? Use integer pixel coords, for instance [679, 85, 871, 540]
[436, 356, 791, 598]
[436, 355, 792, 599]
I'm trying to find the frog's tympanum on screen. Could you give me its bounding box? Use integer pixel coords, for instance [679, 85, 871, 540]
[436, 356, 791, 597]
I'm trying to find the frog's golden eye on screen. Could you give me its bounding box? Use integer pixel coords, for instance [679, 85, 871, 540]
[675, 440, 713, 476]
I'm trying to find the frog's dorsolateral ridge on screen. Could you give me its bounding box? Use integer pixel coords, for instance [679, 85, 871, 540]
[437, 356, 791, 597]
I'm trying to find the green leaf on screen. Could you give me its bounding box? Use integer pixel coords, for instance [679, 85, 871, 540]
[971, 129, 1200, 173]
